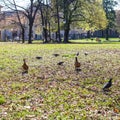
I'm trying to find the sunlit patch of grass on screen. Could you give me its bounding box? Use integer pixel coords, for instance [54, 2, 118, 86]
[0, 95, 6, 105]
[11, 82, 26, 90]
[62, 54, 76, 58]
[11, 110, 30, 119]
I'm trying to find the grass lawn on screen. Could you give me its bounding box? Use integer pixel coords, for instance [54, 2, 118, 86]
[69, 37, 120, 44]
[0, 42, 120, 119]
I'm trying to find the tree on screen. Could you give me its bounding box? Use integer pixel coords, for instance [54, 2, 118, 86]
[59, 0, 107, 43]
[38, 0, 53, 43]
[23, 0, 42, 44]
[2, 0, 43, 44]
[77, 0, 108, 38]
[103, 0, 117, 40]
[7, 13, 26, 43]
[51, 0, 62, 43]
[12, 0, 26, 43]
[115, 10, 120, 35]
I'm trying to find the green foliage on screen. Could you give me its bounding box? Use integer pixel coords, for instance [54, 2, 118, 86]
[76, 0, 108, 31]
[103, 0, 117, 28]
[51, 0, 108, 42]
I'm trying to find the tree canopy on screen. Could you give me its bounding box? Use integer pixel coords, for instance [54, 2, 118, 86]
[0, 0, 110, 43]
[103, 0, 117, 40]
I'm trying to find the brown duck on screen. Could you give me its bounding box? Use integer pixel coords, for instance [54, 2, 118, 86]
[22, 59, 29, 74]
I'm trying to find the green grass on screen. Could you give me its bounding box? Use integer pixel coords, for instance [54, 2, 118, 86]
[0, 42, 120, 119]
[0, 95, 6, 105]
[70, 37, 120, 44]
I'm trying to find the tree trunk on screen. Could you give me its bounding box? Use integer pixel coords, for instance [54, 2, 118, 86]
[57, 19, 61, 43]
[105, 28, 109, 40]
[64, 25, 70, 43]
[21, 28, 25, 43]
[101, 30, 104, 38]
[55, 32, 57, 42]
[87, 31, 91, 38]
[28, 23, 33, 44]
[56, 0, 61, 43]
[48, 22, 51, 41]
[43, 27, 48, 43]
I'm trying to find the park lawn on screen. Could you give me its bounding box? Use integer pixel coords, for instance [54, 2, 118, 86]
[0, 42, 120, 119]
[69, 37, 120, 43]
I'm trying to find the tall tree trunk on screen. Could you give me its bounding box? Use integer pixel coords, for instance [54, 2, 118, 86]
[56, 0, 61, 43]
[105, 28, 109, 40]
[64, 29, 69, 43]
[43, 27, 48, 43]
[40, 8, 48, 43]
[87, 31, 91, 38]
[57, 17, 61, 43]
[55, 31, 57, 42]
[28, 23, 33, 44]
[21, 28, 25, 43]
[48, 22, 51, 41]
[101, 30, 104, 38]
[64, 24, 70, 43]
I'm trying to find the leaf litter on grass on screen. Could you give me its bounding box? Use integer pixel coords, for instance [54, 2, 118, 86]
[0, 43, 120, 119]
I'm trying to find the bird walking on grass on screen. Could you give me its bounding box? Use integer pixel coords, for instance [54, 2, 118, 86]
[36, 56, 42, 60]
[53, 54, 59, 57]
[84, 52, 88, 56]
[22, 59, 29, 75]
[57, 61, 64, 66]
[76, 52, 79, 56]
[103, 78, 112, 91]
[74, 57, 81, 71]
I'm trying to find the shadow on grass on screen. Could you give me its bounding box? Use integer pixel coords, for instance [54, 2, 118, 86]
[11, 39, 120, 44]
[69, 40, 120, 44]
[30, 39, 120, 44]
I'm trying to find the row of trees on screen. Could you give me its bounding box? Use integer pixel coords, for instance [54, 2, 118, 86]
[1, 0, 118, 43]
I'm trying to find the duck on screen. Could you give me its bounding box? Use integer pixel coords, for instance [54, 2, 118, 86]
[22, 59, 29, 75]
[74, 57, 81, 71]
